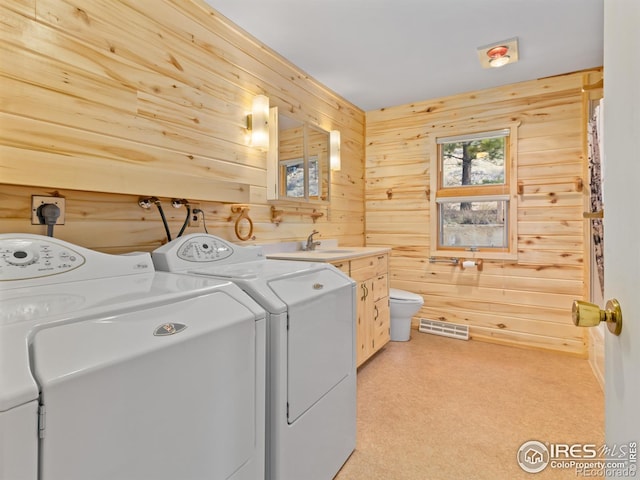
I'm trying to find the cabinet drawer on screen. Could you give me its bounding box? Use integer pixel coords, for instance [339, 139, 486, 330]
[331, 260, 350, 275]
[374, 254, 388, 276]
[372, 274, 388, 302]
[350, 256, 377, 281]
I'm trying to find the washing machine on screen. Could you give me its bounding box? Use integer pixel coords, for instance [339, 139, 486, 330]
[152, 234, 356, 480]
[0, 234, 266, 480]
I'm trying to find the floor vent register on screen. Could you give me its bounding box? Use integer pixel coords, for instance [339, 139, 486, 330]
[418, 318, 469, 341]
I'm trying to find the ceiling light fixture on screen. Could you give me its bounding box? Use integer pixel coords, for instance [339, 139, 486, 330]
[487, 45, 510, 68]
[477, 38, 519, 69]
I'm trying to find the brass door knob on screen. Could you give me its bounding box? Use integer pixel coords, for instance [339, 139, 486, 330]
[572, 299, 623, 336]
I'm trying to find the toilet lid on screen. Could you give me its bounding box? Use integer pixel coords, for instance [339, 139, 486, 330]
[389, 288, 423, 302]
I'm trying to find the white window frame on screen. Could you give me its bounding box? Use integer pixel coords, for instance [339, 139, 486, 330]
[429, 122, 520, 261]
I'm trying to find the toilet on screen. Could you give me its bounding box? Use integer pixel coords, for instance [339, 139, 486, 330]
[389, 288, 424, 341]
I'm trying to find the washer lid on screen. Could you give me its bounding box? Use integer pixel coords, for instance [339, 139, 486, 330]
[389, 288, 424, 302]
[190, 259, 322, 281]
[185, 259, 328, 314]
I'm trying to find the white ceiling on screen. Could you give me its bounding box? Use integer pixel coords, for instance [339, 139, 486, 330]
[206, 0, 604, 112]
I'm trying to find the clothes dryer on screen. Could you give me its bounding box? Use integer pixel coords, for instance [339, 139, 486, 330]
[152, 234, 356, 480]
[0, 234, 265, 480]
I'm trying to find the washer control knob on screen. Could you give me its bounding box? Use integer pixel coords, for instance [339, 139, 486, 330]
[6, 249, 39, 266]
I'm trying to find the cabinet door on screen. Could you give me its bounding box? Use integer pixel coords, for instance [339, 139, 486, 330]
[356, 279, 373, 366]
[371, 274, 388, 302]
[373, 297, 390, 350]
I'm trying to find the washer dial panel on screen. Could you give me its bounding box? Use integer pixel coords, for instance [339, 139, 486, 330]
[176, 236, 234, 263]
[0, 239, 85, 280]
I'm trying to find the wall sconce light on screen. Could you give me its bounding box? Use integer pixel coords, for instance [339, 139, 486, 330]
[247, 94, 269, 150]
[477, 38, 519, 69]
[330, 130, 341, 171]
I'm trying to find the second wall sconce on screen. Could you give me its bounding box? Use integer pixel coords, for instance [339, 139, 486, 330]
[247, 94, 269, 150]
[330, 130, 341, 171]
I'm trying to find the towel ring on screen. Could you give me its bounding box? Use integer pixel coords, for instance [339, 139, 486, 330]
[232, 207, 254, 241]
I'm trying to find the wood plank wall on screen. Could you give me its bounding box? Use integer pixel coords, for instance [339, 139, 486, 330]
[0, 0, 365, 252]
[365, 70, 601, 356]
[0, 0, 599, 356]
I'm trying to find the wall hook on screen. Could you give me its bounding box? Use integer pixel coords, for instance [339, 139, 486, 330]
[310, 209, 324, 223]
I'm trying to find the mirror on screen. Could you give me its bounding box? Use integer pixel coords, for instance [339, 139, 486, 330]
[267, 109, 331, 203]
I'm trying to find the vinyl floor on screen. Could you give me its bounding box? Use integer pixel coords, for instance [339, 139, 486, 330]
[334, 329, 604, 480]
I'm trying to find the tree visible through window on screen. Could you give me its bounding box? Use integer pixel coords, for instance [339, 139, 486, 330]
[442, 135, 505, 187]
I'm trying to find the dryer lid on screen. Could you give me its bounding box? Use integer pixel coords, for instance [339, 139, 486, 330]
[389, 288, 423, 302]
[0, 273, 263, 413]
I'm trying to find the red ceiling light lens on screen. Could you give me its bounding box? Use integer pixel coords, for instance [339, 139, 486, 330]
[487, 46, 509, 59]
[487, 45, 510, 67]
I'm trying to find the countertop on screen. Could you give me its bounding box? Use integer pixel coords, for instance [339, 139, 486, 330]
[266, 246, 391, 262]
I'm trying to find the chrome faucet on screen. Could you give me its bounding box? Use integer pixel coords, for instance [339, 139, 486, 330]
[305, 230, 321, 251]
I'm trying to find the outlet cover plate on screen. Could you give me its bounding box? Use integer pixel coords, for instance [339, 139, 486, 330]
[31, 196, 66, 225]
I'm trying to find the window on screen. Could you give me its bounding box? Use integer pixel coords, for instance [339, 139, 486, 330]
[430, 124, 519, 260]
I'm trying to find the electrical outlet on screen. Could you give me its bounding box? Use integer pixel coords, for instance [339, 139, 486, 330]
[31, 196, 66, 225]
[188, 203, 201, 227]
